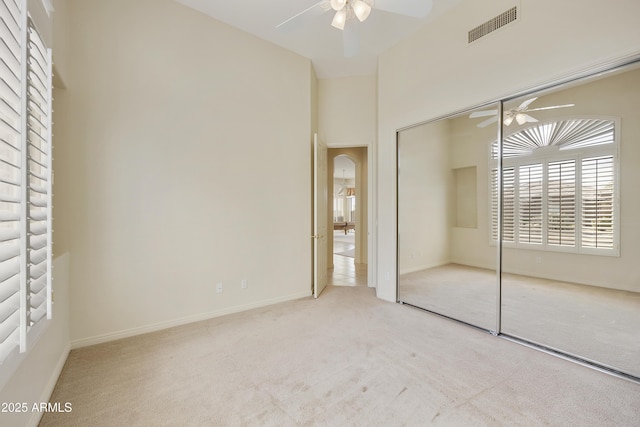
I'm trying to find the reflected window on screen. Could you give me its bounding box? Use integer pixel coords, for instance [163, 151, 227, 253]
[491, 118, 618, 255]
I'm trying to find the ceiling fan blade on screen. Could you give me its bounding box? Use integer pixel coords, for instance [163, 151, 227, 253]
[517, 97, 538, 110]
[343, 20, 359, 57]
[527, 103, 575, 112]
[469, 109, 498, 118]
[519, 114, 539, 124]
[374, 0, 433, 18]
[477, 116, 499, 128]
[275, 1, 327, 32]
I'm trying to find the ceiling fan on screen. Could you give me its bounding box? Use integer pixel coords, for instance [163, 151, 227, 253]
[276, 0, 433, 57]
[469, 97, 575, 128]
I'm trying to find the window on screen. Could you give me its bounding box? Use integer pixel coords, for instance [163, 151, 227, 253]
[0, 0, 52, 369]
[491, 118, 618, 255]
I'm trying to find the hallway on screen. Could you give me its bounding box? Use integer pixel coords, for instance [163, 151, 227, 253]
[329, 231, 368, 286]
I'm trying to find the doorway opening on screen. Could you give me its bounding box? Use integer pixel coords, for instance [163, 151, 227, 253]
[328, 149, 368, 286]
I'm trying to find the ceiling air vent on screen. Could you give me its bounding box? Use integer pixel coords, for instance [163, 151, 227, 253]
[468, 6, 518, 44]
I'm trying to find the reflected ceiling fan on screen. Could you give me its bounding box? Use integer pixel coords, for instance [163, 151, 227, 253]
[469, 97, 575, 128]
[276, 0, 433, 57]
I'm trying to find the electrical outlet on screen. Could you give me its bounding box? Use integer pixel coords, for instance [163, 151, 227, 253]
[216, 282, 223, 293]
[241, 279, 248, 289]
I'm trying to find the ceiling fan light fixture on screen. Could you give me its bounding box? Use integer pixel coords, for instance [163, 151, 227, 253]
[515, 113, 527, 125]
[352, 0, 372, 22]
[503, 115, 515, 126]
[331, 8, 347, 30]
[330, 0, 347, 11]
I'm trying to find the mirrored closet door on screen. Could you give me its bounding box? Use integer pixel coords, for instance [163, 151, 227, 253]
[397, 105, 500, 332]
[499, 63, 640, 378]
[398, 60, 640, 379]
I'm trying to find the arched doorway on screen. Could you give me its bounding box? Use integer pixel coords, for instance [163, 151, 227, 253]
[328, 149, 368, 286]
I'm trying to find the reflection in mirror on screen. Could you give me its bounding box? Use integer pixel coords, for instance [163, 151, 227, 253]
[499, 63, 640, 378]
[397, 105, 499, 331]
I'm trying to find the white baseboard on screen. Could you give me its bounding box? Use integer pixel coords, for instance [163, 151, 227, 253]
[71, 290, 312, 349]
[399, 260, 453, 276]
[449, 259, 497, 271]
[28, 343, 71, 427]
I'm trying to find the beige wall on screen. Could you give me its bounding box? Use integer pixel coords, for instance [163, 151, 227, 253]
[377, 0, 640, 301]
[51, 0, 70, 88]
[54, 0, 314, 346]
[318, 76, 376, 147]
[397, 120, 453, 274]
[446, 110, 497, 270]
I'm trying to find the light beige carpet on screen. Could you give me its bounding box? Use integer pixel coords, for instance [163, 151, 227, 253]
[41, 285, 640, 426]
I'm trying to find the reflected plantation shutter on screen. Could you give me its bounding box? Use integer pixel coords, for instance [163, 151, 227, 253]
[547, 160, 576, 247]
[0, 0, 51, 366]
[581, 156, 614, 250]
[493, 119, 617, 254]
[502, 167, 515, 242]
[491, 168, 498, 241]
[491, 167, 515, 243]
[518, 163, 543, 244]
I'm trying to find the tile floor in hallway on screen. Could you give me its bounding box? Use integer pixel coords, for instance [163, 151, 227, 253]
[329, 231, 368, 286]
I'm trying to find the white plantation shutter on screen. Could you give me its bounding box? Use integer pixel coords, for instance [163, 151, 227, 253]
[518, 164, 543, 244]
[26, 19, 51, 328]
[548, 160, 576, 247]
[581, 156, 614, 250]
[0, 0, 52, 368]
[0, 0, 23, 364]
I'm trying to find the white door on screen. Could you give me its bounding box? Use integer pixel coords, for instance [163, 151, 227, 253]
[313, 133, 328, 298]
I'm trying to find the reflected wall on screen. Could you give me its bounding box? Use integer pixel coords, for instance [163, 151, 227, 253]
[397, 106, 499, 331]
[397, 61, 640, 379]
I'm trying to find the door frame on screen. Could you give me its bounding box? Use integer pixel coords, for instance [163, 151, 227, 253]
[326, 141, 376, 288]
[313, 133, 328, 298]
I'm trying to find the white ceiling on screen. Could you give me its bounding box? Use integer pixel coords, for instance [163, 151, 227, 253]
[175, 0, 463, 79]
